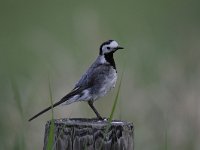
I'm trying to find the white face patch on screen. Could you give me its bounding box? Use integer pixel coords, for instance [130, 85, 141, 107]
[101, 40, 119, 54]
[109, 41, 118, 48]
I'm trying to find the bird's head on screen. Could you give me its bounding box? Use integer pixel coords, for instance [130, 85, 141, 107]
[99, 40, 124, 55]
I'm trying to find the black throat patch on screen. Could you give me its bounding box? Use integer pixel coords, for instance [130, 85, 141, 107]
[104, 52, 116, 69]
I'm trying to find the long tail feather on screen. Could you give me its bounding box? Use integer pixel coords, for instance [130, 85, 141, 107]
[28, 87, 85, 122]
[28, 96, 68, 121]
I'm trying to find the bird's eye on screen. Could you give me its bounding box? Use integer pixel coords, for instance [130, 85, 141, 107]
[107, 47, 111, 50]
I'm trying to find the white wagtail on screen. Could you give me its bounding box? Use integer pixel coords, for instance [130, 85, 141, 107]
[29, 40, 124, 121]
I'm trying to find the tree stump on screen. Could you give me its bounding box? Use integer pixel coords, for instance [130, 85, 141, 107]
[43, 118, 134, 150]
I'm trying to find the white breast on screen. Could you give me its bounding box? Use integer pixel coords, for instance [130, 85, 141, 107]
[99, 68, 117, 97]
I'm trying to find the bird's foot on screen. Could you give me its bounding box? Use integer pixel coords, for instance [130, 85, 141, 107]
[97, 116, 108, 121]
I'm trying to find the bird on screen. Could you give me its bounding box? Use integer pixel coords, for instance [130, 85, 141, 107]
[28, 40, 124, 121]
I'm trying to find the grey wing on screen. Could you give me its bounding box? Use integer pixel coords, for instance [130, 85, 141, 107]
[74, 72, 89, 89]
[73, 61, 104, 90]
[73, 63, 97, 89]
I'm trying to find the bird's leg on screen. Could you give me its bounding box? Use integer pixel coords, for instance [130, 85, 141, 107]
[88, 101, 103, 120]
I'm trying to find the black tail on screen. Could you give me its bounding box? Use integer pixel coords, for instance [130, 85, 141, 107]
[28, 97, 66, 122]
[28, 87, 85, 122]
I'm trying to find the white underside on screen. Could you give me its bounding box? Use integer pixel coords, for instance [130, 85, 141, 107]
[98, 70, 117, 98]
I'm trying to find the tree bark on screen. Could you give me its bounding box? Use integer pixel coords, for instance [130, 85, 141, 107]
[44, 118, 134, 150]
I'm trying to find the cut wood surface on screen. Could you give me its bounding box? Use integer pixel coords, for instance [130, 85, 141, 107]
[44, 118, 134, 150]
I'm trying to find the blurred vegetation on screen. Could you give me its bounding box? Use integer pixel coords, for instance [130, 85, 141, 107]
[0, 0, 200, 150]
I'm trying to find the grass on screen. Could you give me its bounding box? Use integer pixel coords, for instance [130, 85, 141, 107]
[46, 76, 55, 150]
[109, 70, 124, 122]
[46, 76, 76, 149]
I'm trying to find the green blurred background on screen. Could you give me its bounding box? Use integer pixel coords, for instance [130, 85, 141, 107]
[0, 0, 200, 149]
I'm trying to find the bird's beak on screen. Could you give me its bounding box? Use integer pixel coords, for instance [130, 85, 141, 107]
[116, 46, 124, 50]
